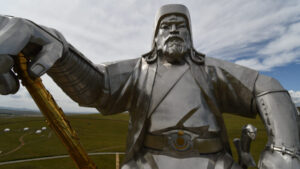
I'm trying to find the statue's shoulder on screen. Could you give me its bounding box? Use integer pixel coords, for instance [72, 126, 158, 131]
[96, 58, 140, 94]
[205, 56, 258, 74]
[96, 58, 140, 90]
[99, 58, 140, 73]
[205, 56, 259, 88]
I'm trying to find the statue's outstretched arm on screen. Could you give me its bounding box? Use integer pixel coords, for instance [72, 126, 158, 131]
[255, 74, 300, 169]
[47, 43, 139, 113]
[47, 43, 109, 108]
[0, 15, 138, 114]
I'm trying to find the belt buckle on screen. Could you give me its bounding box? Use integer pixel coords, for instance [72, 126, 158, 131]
[168, 130, 193, 152]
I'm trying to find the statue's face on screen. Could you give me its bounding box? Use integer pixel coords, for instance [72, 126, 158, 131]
[155, 15, 191, 63]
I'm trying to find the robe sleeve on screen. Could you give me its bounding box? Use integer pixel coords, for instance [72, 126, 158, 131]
[47, 43, 140, 115]
[205, 57, 259, 117]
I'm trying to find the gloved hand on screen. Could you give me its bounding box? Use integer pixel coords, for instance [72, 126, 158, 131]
[0, 15, 64, 95]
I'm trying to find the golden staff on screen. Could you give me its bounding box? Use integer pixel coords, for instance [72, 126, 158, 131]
[16, 53, 97, 169]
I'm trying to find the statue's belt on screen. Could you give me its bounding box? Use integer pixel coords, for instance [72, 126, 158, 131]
[144, 131, 223, 153]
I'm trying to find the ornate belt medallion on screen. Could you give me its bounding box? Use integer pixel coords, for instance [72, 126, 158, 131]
[168, 130, 193, 151]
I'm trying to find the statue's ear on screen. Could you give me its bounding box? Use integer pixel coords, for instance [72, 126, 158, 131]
[154, 36, 163, 50]
[154, 37, 158, 45]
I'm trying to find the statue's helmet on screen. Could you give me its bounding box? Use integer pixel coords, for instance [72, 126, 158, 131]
[152, 4, 193, 49]
[144, 4, 204, 64]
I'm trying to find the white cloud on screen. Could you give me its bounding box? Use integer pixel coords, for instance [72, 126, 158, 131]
[236, 51, 300, 71]
[193, 1, 300, 57]
[259, 23, 300, 55]
[289, 90, 300, 107]
[0, 76, 98, 113]
[0, 0, 300, 112]
[235, 58, 266, 71]
[236, 21, 300, 71]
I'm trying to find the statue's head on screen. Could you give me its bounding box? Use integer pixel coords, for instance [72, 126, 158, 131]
[154, 4, 192, 63]
[144, 4, 204, 64]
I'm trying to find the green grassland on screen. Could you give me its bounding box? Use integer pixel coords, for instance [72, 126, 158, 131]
[0, 113, 128, 169]
[0, 111, 280, 169]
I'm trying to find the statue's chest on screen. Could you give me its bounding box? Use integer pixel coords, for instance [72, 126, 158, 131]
[148, 68, 219, 134]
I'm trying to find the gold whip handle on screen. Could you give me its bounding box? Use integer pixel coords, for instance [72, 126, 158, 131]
[16, 53, 97, 169]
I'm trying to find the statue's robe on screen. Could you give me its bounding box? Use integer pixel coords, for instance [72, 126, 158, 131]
[96, 55, 258, 168]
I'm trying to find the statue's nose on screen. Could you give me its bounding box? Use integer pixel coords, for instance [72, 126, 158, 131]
[170, 24, 179, 35]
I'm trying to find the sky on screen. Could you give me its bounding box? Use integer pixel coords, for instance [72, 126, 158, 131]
[0, 0, 299, 113]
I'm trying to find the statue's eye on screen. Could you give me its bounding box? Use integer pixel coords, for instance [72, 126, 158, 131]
[177, 23, 186, 29]
[160, 24, 169, 30]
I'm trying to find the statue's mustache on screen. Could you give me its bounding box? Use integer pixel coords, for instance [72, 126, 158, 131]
[164, 36, 184, 45]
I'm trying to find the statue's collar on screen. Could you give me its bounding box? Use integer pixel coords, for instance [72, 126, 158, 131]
[142, 48, 205, 65]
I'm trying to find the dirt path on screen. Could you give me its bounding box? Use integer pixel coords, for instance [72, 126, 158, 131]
[0, 133, 125, 166]
[1, 133, 26, 156]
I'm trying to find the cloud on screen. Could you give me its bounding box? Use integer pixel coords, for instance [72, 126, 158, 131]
[235, 50, 300, 71]
[289, 90, 300, 107]
[0, 76, 98, 113]
[259, 23, 300, 55]
[236, 21, 300, 71]
[3, 0, 300, 66]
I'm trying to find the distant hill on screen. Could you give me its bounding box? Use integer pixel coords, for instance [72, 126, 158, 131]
[0, 107, 41, 117]
[0, 107, 97, 117]
[1, 106, 299, 117]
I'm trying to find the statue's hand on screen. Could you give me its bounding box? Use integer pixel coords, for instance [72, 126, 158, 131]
[258, 149, 300, 169]
[0, 15, 64, 94]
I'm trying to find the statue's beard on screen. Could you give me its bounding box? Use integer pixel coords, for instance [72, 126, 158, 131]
[162, 38, 188, 63]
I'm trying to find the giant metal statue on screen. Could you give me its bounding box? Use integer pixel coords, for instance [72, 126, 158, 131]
[0, 4, 300, 169]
